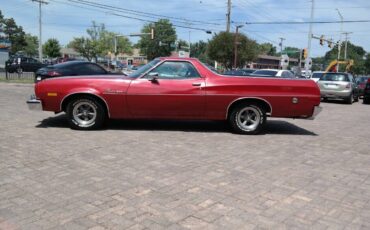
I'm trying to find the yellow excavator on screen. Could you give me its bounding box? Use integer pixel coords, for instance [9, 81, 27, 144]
[325, 59, 354, 73]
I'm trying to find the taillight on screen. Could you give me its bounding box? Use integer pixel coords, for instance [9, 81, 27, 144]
[345, 83, 351, 89]
[47, 71, 61, 77]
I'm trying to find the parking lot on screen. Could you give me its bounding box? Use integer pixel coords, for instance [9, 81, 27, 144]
[1, 82, 370, 229]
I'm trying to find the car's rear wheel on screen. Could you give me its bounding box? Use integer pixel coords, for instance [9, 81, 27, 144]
[16, 67, 23, 74]
[66, 97, 106, 130]
[229, 103, 266, 135]
[345, 93, 353, 104]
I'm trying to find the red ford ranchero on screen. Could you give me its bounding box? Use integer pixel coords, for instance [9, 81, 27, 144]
[27, 57, 322, 134]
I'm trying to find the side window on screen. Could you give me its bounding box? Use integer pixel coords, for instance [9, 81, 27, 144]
[147, 61, 200, 79]
[281, 71, 288, 78]
[85, 63, 107, 74]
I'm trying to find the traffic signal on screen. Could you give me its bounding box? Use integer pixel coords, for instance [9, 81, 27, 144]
[320, 35, 324, 46]
[303, 48, 308, 59]
[328, 39, 333, 48]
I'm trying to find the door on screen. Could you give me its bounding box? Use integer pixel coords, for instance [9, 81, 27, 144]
[126, 61, 206, 119]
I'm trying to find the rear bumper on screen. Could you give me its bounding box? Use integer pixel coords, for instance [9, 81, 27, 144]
[308, 106, 322, 120]
[321, 90, 351, 99]
[27, 95, 42, 111]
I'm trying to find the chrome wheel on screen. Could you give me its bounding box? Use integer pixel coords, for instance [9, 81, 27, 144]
[236, 106, 261, 131]
[72, 101, 97, 127]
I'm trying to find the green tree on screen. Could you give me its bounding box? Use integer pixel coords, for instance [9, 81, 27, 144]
[23, 34, 38, 57]
[68, 37, 97, 61]
[207, 31, 258, 69]
[177, 39, 189, 50]
[281, 46, 301, 59]
[138, 19, 177, 60]
[190, 40, 211, 63]
[0, 10, 26, 54]
[258, 43, 277, 56]
[43, 38, 61, 58]
[68, 21, 132, 61]
[364, 54, 370, 74]
[324, 42, 366, 74]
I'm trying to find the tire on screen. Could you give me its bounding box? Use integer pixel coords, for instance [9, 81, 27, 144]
[364, 97, 370, 104]
[345, 93, 353, 104]
[66, 97, 106, 130]
[354, 94, 359, 102]
[16, 68, 23, 74]
[229, 103, 266, 135]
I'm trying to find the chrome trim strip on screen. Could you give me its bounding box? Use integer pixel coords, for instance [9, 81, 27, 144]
[307, 106, 322, 120]
[225, 97, 273, 119]
[60, 92, 111, 118]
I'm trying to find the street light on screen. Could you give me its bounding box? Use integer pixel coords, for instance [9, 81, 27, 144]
[233, 25, 244, 69]
[336, 8, 343, 72]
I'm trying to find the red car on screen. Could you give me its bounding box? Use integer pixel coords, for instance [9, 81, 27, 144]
[27, 57, 322, 134]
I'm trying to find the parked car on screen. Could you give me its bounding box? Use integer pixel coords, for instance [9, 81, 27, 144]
[224, 69, 256, 76]
[356, 76, 370, 97]
[27, 57, 321, 134]
[363, 78, 370, 104]
[250, 69, 295, 78]
[5, 56, 46, 73]
[311, 71, 325, 82]
[318, 72, 359, 104]
[35, 61, 125, 83]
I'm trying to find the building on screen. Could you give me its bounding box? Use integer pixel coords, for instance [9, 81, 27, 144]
[60, 48, 83, 59]
[249, 55, 299, 69]
[115, 48, 147, 66]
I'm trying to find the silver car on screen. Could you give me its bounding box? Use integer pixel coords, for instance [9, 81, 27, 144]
[318, 72, 359, 104]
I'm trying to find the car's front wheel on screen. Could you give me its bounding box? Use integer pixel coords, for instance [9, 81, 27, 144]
[229, 103, 266, 135]
[66, 97, 106, 130]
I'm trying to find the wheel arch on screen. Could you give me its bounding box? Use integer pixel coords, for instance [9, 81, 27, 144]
[61, 92, 110, 118]
[226, 97, 272, 119]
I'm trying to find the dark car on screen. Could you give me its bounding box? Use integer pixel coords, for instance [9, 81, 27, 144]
[224, 69, 256, 76]
[35, 61, 123, 83]
[363, 78, 370, 104]
[356, 76, 370, 97]
[5, 56, 46, 73]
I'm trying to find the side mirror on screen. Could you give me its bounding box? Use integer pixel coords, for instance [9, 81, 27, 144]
[147, 72, 159, 83]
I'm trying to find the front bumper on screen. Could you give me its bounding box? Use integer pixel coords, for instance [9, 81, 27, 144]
[27, 95, 42, 111]
[308, 106, 322, 120]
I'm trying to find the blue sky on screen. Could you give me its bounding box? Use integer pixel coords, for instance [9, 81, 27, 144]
[1, 0, 370, 57]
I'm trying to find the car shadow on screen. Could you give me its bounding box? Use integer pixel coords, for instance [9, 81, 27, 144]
[36, 114, 317, 136]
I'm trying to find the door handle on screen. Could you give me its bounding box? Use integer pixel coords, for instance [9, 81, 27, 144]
[192, 83, 201, 86]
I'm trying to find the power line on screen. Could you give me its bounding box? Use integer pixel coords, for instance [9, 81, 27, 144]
[66, 0, 221, 26]
[246, 20, 370, 25]
[49, 0, 221, 33]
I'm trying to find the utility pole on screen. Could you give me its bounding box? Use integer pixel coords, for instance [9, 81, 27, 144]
[233, 25, 243, 69]
[31, 0, 48, 62]
[279, 37, 285, 53]
[305, 0, 314, 78]
[226, 0, 231, 32]
[336, 8, 343, 72]
[342, 32, 353, 60]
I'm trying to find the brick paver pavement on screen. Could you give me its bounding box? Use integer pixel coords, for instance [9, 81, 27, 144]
[1, 83, 370, 229]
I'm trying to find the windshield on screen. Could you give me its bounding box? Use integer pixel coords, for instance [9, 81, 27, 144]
[252, 70, 278, 76]
[320, 73, 349, 82]
[128, 59, 161, 78]
[312, 72, 323, 79]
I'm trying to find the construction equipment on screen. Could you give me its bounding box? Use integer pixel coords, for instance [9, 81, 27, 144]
[325, 59, 354, 73]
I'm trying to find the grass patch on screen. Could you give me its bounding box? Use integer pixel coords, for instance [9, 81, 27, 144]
[0, 78, 34, 84]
